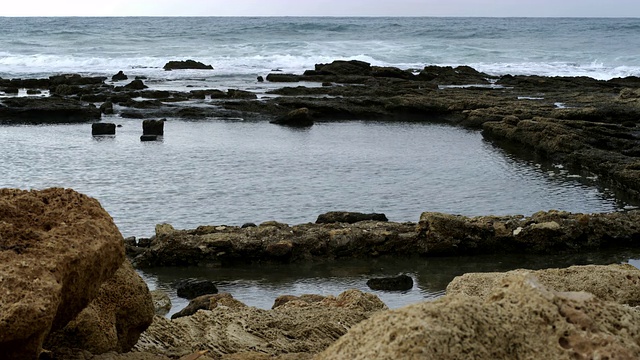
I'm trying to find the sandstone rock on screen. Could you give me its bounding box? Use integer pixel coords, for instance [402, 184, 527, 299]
[171, 293, 245, 319]
[163, 60, 213, 71]
[316, 211, 388, 224]
[150, 290, 172, 316]
[317, 273, 640, 360]
[46, 260, 154, 354]
[446, 263, 640, 306]
[137, 290, 385, 358]
[272, 294, 326, 309]
[0, 188, 125, 360]
[366, 274, 413, 291]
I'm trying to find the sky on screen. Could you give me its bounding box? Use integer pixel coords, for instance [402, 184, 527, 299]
[2, 0, 640, 17]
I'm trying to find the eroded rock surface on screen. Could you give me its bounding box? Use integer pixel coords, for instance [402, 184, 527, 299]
[135, 290, 386, 359]
[317, 273, 640, 360]
[0, 188, 125, 360]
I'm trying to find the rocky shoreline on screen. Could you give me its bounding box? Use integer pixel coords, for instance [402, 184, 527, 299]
[3, 62, 640, 358]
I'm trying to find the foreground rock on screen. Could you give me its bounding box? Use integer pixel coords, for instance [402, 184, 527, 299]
[317, 272, 640, 360]
[128, 210, 640, 267]
[46, 260, 155, 354]
[135, 290, 386, 358]
[0, 188, 125, 359]
[446, 263, 640, 306]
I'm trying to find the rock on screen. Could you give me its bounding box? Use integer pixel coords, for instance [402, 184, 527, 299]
[446, 264, 640, 306]
[155, 223, 175, 236]
[227, 89, 257, 99]
[257, 76, 264, 82]
[317, 273, 640, 360]
[163, 60, 214, 71]
[49, 74, 106, 86]
[142, 119, 164, 136]
[316, 211, 389, 224]
[150, 290, 172, 316]
[111, 71, 128, 82]
[265, 73, 301, 82]
[314, 60, 372, 76]
[3, 87, 19, 94]
[417, 65, 494, 85]
[124, 79, 148, 90]
[366, 274, 413, 291]
[26, 89, 42, 95]
[0, 188, 125, 360]
[241, 222, 257, 228]
[272, 294, 326, 309]
[92, 122, 116, 136]
[100, 101, 114, 115]
[0, 97, 102, 124]
[175, 279, 219, 299]
[270, 107, 314, 127]
[137, 290, 385, 358]
[171, 293, 246, 319]
[45, 260, 154, 354]
[140, 135, 159, 142]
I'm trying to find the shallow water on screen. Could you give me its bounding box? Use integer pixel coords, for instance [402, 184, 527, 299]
[138, 249, 640, 317]
[0, 119, 628, 238]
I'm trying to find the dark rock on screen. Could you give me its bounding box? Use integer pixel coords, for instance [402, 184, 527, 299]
[135, 76, 148, 80]
[121, 111, 145, 119]
[2, 87, 19, 94]
[175, 279, 219, 299]
[366, 274, 414, 291]
[26, 89, 42, 95]
[49, 74, 106, 86]
[0, 97, 101, 124]
[227, 89, 257, 99]
[142, 119, 165, 136]
[257, 76, 264, 82]
[241, 222, 257, 228]
[99, 101, 113, 114]
[270, 107, 314, 127]
[315, 60, 372, 76]
[163, 60, 214, 71]
[91, 122, 116, 136]
[371, 66, 416, 80]
[111, 71, 128, 81]
[140, 134, 159, 141]
[266, 73, 301, 82]
[316, 211, 389, 224]
[417, 65, 493, 85]
[52, 84, 81, 96]
[124, 79, 148, 90]
[322, 82, 333, 87]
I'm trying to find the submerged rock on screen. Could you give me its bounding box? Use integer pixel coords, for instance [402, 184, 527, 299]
[317, 272, 640, 360]
[366, 274, 413, 291]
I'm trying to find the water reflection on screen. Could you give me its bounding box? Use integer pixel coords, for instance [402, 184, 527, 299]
[139, 247, 640, 317]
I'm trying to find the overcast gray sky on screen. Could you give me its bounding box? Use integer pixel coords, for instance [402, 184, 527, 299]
[3, 0, 640, 17]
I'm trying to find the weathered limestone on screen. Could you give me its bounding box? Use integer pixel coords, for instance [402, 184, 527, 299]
[317, 273, 640, 360]
[446, 263, 640, 306]
[135, 290, 386, 359]
[46, 260, 155, 354]
[0, 188, 125, 360]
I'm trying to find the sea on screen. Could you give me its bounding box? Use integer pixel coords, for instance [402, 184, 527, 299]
[2, 17, 640, 313]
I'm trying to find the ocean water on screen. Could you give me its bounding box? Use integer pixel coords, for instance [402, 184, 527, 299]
[0, 17, 639, 83]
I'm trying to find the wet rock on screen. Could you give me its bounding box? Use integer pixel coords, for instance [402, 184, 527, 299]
[270, 107, 314, 127]
[417, 65, 494, 84]
[257, 76, 264, 82]
[99, 101, 114, 114]
[150, 290, 172, 316]
[111, 71, 128, 82]
[446, 263, 640, 306]
[316, 211, 389, 224]
[2, 87, 19, 94]
[314, 60, 372, 76]
[265, 73, 301, 82]
[142, 119, 164, 136]
[175, 279, 219, 299]
[366, 274, 413, 291]
[45, 260, 154, 354]
[0, 188, 125, 360]
[137, 290, 385, 358]
[26, 89, 42, 95]
[92, 122, 116, 135]
[241, 222, 257, 228]
[318, 273, 640, 360]
[124, 79, 148, 90]
[49, 74, 106, 86]
[0, 97, 101, 124]
[140, 135, 159, 141]
[163, 60, 214, 71]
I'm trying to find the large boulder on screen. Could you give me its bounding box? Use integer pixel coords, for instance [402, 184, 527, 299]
[46, 260, 155, 354]
[0, 188, 125, 360]
[446, 263, 640, 306]
[317, 273, 640, 359]
[136, 290, 386, 358]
